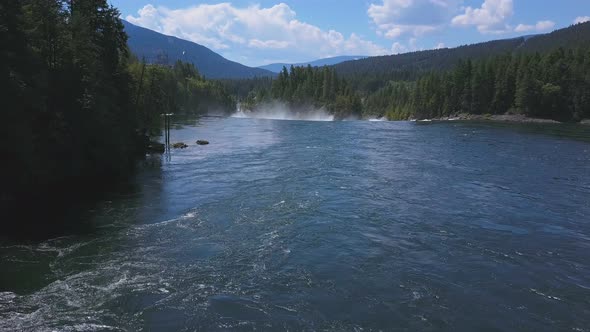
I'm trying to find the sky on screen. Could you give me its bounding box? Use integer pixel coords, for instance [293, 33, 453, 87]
[109, 0, 590, 67]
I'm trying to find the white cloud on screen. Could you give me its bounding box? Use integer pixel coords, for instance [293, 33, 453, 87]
[574, 16, 590, 24]
[513, 24, 533, 33]
[514, 20, 555, 33]
[128, 4, 162, 31]
[126, 3, 389, 65]
[391, 42, 408, 54]
[390, 38, 421, 54]
[248, 39, 290, 49]
[451, 0, 513, 34]
[535, 20, 556, 31]
[368, 0, 460, 38]
[435, 42, 446, 49]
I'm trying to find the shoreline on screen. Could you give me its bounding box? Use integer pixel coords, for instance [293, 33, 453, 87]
[418, 113, 570, 124]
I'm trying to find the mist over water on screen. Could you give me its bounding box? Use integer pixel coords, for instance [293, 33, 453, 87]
[232, 102, 334, 121]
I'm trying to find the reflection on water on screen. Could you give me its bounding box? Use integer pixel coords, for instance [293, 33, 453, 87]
[1, 117, 590, 331]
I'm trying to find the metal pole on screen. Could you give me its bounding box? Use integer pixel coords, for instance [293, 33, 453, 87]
[165, 115, 169, 146]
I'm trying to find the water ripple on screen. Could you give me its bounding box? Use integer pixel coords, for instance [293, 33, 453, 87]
[1, 118, 590, 331]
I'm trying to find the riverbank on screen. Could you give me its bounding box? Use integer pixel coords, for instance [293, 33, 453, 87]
[425, 113, 563, 124]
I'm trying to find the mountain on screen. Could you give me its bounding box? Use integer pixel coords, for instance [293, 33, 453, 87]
[122, 20, 274, 79]
[259, 56, 368, 73]
[334, 22, 590, 90]
[513, 21, 590, 53]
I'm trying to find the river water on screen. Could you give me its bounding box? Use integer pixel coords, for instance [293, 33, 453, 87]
[1, 117, 590, 331]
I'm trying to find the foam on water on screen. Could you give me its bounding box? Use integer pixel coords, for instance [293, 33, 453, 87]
[232, 102, 334, 121]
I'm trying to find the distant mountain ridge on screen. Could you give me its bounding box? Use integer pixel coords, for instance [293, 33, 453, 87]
[122, 19, 590, 82]
[333, 22, 590, 87]
[122, 20, 274, 79]
[259, 56, 368, 73]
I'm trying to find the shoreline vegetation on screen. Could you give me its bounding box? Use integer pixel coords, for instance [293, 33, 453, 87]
[1, 0, 233, 234]
[415, 113, 563, 124]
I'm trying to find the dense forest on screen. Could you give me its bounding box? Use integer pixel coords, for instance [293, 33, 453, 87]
[1, 0, 233, 221]
[237, 66, 363, 120]
[364, 47, 590, 121]
[130, 59, 234, 133]
[334, 22, 590, 92]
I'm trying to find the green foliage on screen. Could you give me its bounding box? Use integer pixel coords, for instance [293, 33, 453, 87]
[1, 1, 234, 211]
[335, 22, 590, 94]
[362, 47, 590, 121]
[351, 23, 590, 121]
[1, 0, 135, 201]
[129, 59, 234, 134]
[229, 24, 590, 122]
[244, 65, 363, 119]
[334, 39, 525, 92]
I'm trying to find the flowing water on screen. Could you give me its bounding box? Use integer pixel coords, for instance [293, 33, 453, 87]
[1, 117, 590, 331]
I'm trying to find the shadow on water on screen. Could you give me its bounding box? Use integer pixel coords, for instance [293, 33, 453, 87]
[0, 154, 165, 293]
[1, 114, 207, 242]
[0, 115, 210, 296]
[0, 154, 164, 242]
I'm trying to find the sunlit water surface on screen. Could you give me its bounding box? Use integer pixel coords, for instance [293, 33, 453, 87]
[1, 117, 590, 331]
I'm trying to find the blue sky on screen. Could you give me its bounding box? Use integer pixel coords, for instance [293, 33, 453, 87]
[110, 0, 590, 67]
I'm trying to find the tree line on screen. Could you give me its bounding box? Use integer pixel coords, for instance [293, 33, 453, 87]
[241, 65, 362, 120]
[130, 59, 234, 134]
[230, 23, 590, 122]
[335, 22, 590, 93]
[1, 0, 233, 217]
[237, 45, 590, 122]
[364, 47, 590, 121]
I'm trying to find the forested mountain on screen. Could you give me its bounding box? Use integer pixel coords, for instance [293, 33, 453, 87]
[515, 22, 590, 53]
[335, 22, 590, 92]
[259, 56, 368, 73]
[355, 22, 590, 121]
[123, 20, 274, 79]
[364, 48, 590, 121]
[241, 23, 590, 123]
[336, 38, 524, 92]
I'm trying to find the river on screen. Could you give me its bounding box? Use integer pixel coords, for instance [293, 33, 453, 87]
[1, 117, 590, 331]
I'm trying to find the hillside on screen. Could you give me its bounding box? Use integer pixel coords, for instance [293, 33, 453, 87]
[122, 20, 274, 79]
[259, 56, 368, 73]
[243, 21, 590, 123]
[515, 21, 590, 53]
[334, 22, 590, 91]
